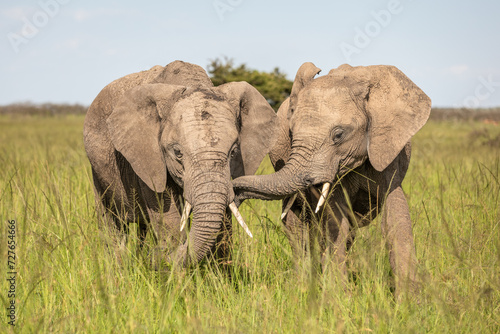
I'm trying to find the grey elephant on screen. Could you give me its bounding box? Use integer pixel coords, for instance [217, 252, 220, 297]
[83, 60, 277, 266]
[233, 62, 431, 296]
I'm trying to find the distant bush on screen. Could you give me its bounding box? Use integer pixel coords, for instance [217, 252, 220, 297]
[207, 57, 293, 111]
[0, 102, 87, 116]
[1, 101, 500, 121]
[430, 107, 500, 122]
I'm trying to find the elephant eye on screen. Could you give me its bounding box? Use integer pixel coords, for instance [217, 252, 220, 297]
[230, 144, 239, 159]
[173, 147, 183, 160]
[332, 128, 345, 144]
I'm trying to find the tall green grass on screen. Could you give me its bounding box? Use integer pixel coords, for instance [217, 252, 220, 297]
[1, 115, 499, 333]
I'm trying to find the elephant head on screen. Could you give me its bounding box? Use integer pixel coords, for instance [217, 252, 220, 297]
[232, 62, 431, 205]
[105, 66, 277, 266]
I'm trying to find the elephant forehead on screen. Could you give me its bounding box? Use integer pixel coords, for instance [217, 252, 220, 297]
[173, 94, 236, 127]
[186, 125, 238, 153]
[171, 95, 238, 151]
[296, 87, 361, 119]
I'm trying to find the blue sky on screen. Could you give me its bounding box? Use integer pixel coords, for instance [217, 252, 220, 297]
[1, 0, 499, 107]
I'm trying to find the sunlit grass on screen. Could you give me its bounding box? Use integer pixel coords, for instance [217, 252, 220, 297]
[0, 115, 499, 332]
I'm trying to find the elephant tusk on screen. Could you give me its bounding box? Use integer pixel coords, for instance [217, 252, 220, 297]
[229, 202, 253, 238]
[281, 193, 298, 220]
[180, 201, 192, 231]
[315, 182, 331, 213]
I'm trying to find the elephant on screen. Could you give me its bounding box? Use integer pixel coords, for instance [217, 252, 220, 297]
[83, 60, 277, 267]
[232, 62, 431, 296]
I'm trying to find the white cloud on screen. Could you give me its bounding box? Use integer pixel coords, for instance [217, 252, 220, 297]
[66, 38, 81, 50]
[65, 8, 137, 22]
[0, 6, 36, 21]
[448, 64, 469, 75]
[104, 48, 118, 56]
[72, 9, 92, 22]
[53, 38, 83, 52]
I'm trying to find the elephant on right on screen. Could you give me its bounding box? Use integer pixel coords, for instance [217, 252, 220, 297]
[233, 62, 431, 297]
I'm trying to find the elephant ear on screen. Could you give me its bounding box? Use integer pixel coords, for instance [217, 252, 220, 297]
[217, 81, 279, 178]
[107, 84, 186, 192]
[363, 66, 431, 171]
[288, 62, 321, 118]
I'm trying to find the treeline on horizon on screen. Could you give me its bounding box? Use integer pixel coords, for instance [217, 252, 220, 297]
[1, 103, 500, 122]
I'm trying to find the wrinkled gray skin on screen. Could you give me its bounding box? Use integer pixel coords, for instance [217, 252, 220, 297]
[84, 61, 277, 266]
[233, 62, 431, 296]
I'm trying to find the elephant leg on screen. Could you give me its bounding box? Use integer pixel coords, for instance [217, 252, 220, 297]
[282, 203, 309, 262]
[146, 207, 183, 270]
[95, 195, 128, 249]
[381, 185, 418, 299]
[308, 214, 323, 278]
[92, 171, 130, 263]
[137, 219, 148, 253]
[322, 204, 350, 287]
[146, 192, 184, 251]
[213, 208, 233, 264]
[139, 182, 185, 268]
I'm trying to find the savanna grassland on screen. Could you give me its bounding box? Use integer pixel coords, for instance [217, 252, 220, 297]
[0, 114, 499, 333]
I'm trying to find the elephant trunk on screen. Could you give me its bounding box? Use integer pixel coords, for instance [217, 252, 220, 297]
[174, 173, 229, 266]
[233, 147, 314, 201]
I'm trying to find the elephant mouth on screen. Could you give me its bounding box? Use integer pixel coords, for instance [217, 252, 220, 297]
[179, 200, 253, 238]
[281, 182, 332, 219]
[311, 182, 332, 213]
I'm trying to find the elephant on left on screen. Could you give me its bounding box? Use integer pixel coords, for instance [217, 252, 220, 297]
[83, 60, 277, 267]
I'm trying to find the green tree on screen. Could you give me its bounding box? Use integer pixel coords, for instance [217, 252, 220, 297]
[207, 57, 293, 111]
